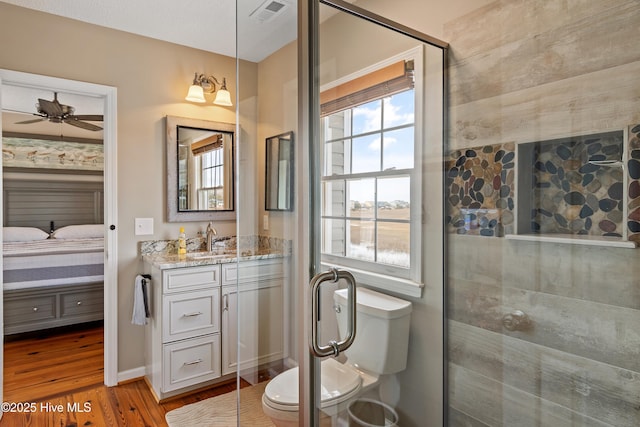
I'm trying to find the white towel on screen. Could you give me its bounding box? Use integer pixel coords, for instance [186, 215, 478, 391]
[132, 274, 147, 325]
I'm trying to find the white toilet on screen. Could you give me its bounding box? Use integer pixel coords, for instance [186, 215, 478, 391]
[262, 287, 412, 426]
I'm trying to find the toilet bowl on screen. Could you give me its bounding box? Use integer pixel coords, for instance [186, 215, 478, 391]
[262, 358, 377, 426]
[262, 287, 412, 427]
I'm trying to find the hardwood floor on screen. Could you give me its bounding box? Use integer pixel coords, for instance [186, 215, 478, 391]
[1, 323, 242, 427]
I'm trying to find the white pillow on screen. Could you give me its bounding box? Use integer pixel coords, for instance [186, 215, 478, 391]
[3, 227, 50, 242]
[52, 224, 104, 239]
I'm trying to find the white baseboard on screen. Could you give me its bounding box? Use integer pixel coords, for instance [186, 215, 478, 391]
[117, 366, 146, 384]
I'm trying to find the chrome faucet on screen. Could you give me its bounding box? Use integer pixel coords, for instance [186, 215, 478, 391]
[206, 222, 217, 252]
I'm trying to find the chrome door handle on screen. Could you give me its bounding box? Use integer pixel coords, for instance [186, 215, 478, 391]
[310, 268, 356, 357]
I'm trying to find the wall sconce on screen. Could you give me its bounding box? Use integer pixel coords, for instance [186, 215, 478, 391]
[185, 72, 233, 106]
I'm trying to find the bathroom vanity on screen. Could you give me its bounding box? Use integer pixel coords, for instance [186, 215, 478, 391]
[142, 252, 287, 401]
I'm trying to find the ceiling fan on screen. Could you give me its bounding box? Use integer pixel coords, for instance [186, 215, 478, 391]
[14, 92, 103, 131]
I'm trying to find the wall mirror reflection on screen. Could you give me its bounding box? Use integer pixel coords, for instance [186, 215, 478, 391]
[166, 116, 235, 222]
[265, 131, 294, 211]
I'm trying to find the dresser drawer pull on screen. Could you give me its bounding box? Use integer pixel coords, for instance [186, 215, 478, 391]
[183, 311, 203, 318]
[32, 307, 39, 312]
[77, 301, 83, 306]
[183, 358, 203, 366]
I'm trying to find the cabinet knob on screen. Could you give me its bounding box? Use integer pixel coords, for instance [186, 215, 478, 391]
[32, 307, 39, 312]
[77, 301, 83, 306]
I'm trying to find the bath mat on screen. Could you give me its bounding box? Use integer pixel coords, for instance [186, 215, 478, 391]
[165, 381, 275, 427]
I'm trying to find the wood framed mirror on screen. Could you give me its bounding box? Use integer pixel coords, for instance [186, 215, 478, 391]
[166, 115, 235, 222]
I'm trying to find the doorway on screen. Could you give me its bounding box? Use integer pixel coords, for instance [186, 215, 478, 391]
[0, 70, 118, 406]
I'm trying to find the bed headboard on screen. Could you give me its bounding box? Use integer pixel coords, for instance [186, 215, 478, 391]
[3, 178, 103, 232]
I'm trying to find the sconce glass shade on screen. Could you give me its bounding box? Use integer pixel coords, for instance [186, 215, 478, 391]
[213, 89, 232, 106]
[185, 84, 206, 103]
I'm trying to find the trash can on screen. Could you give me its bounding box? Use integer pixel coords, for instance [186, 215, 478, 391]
[348, 398, 399, 427]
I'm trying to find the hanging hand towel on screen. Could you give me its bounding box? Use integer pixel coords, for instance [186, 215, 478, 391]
[132, 274, 148, 325]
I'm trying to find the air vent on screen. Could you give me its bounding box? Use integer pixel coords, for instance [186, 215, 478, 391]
[249, 0, 289, 23]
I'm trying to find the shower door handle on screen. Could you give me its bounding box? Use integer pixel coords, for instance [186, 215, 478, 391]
[310, 268, 356, 357]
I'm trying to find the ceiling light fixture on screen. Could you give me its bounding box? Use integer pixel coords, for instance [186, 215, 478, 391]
[185, 73, 233, 106]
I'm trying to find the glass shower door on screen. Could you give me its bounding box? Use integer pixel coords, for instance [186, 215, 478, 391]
[235, 1, 445, 426]
[233, 0, 300, 425]
[312, 3, 446, 425]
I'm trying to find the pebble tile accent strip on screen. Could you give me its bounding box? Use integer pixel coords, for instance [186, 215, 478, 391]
[628, 124, 640, 242]
[445, 143, 516, 236]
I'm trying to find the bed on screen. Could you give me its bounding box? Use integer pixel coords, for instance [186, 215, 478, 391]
[2, 175, 105, 334]
[3, 224, 104, 335]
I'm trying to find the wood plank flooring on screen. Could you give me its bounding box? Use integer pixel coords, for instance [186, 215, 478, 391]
[1, 323, 241, 427]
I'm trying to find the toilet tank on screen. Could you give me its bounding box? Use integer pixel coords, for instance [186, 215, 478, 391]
[334, 287, 412, 375]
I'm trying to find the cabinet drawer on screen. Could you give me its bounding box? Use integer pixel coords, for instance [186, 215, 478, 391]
[222, 258, 285, 285]
[163, 289, 220, 342]
[163, 265, 220, 293]
[60, 288, 103, 318]
[163, 334, 221, 392]
[4, 295, 56, 326]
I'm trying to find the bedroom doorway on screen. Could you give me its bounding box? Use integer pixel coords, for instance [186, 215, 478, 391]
[0, 70, 118, 405]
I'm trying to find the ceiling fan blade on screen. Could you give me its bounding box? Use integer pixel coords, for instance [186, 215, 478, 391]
[38, 98, 64, 117]
[72, 114, 104, 121]
[14, 117, 47, 125]
[64, 118, 103, 131]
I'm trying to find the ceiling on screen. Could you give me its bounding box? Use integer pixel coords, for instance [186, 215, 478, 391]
[0, 0, 308, 139]
[0, 0, 302, 63]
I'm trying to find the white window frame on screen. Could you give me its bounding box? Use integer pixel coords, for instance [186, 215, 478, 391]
[197, 147, 225, 209]
[320, 47, 424, 298]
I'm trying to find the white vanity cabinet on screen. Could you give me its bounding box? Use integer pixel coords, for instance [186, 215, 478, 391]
[143, 256, 287, 400]
[144, 264, 222, 400]
[221, 258, 286, 377]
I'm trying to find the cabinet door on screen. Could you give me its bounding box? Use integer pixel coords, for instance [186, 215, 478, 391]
[221, 281, 284, 376]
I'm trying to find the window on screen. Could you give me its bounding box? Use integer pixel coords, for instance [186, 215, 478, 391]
[320, 57, 421, 286]
[197, 148, 225, 209]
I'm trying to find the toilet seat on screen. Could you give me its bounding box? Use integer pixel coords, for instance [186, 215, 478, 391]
[263, 358, 362, 412]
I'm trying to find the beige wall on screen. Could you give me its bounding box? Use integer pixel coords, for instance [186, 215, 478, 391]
[0, 2, 257, 373]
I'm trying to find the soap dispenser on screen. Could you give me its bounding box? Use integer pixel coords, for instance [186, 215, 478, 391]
[178, 227, 187, 257]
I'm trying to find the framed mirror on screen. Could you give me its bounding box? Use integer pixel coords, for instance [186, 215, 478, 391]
[265, 131, 294, 211]
[166, 116, 235, 222]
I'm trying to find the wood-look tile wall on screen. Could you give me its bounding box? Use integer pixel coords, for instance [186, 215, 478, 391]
[444, 1, 640, 426]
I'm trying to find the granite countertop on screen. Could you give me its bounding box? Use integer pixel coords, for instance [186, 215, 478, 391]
[142, 249, 287, 270]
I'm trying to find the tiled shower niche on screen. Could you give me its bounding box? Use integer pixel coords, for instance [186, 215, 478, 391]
[517, 131, 625, 238]
[446, 124, 640, 246]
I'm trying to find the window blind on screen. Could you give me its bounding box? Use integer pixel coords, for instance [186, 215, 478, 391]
[191, 134, 223, 156]
[320, 60, 414, 117]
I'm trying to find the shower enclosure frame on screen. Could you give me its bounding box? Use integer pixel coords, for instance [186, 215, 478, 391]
[296, 1, 449, 425]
